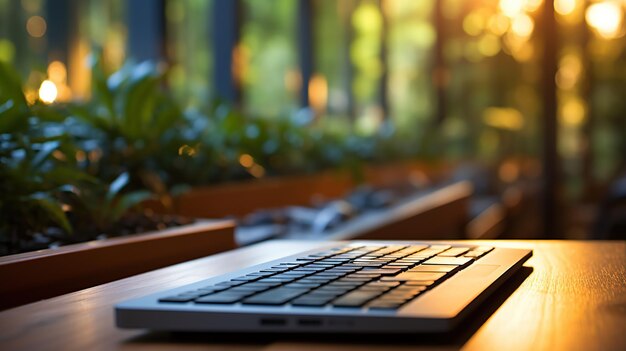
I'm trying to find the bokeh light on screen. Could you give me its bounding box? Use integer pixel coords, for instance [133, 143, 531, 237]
[38, 80, 58, 104]
[511, 13, 534, 38]
[585, 1, 624, 39]
[47, 61, 67, 84]
[554, 0, 577, 16]
[26, 15, 47, 38]
[499, 0, 526, 18]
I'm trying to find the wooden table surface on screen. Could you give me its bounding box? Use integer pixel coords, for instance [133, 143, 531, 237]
[0, 240, 624, 351]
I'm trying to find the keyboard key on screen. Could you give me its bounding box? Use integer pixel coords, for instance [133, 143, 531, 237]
[368, 302, 403, 310]
[316, 283, 353, 291]
[464, 251, 484, 258]
[261, 267, 290, 273]
[408, 265, 458, 273]
[291, 298, 331, 306]
[360, 268, 402, 275]
[313, 271, 348, 277]
[216, 281, 245, 287]
[332, 290, 383, 307]
[296, 257, 318, 261]
[228, 285, 272, 293]
[352, 262, 385, 267]
[329, 281, 363, 287]
[278, 263, 301, 268]
[437, 248, 470, 257]
[231, 276, 260, 282]
[242, 287, 309, 305]
[272, 272, 309, 278]
[306, 291, 345, 299]
[392, 286, 427, 295]
[286, 282, 321, 288]
[195, 292, 246, 304]
[381, 272, 446, 282]
[341, 276, 375, 282]
[219, 288, 257, 297]
[422, 256, 473, 267]
[243, 281, 282, 288]
[367, 281, 401, 288]
[404, 280, 436, 286]
[386, 264, 414, 269]
[246, 272, 275, 277]
[257, 278, 292, 283]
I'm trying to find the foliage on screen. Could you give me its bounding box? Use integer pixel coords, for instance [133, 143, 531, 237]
[0, 58, 436, 255]
[0, 61, 79, 254]
[63, 172, 152, 237]
[68, 56, 191, 194]
[0, 61, 155, 255]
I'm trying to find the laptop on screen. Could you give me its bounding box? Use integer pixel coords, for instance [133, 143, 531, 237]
[115, 241, 531, 333]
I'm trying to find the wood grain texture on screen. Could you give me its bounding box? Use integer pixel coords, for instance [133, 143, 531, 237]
[0, 240, 624, 351]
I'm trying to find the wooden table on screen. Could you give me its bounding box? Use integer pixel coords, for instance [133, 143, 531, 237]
[0, 240, 624, 351]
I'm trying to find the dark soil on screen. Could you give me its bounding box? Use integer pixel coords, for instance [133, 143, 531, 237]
[0, 211, 194, 256]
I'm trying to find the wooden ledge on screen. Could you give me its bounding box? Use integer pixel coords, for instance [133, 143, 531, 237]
[0, 220, 236, 310]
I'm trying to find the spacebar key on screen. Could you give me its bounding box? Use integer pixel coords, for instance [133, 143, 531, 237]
[242, 287, 309, 305]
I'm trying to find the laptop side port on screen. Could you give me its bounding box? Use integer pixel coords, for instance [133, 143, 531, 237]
[298, 319, 322, 326]
[259, 318, 287, 326]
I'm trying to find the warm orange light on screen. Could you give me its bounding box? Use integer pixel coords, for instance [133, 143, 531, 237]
[26, 16, 47, 38]
[499, 161, 521, 183]
[478, 34, 501, 57]
[75, 150, 86, 162]
[523, 0, 544, 12]
[503, 32, 535, 62]
[308, 74, 328, 113]
[511, 14, 535, 38]
[554, 0, 577, 16]
[39, 80, 57, 104]
[232, 43, 248, 85]
[249, 164, 266, 178]
[585, 1, 623, 39]
[499, 0, 525, 17]
[556, 53, 582, 90]
[560, 97, 586, 126]
[178, 145, 197, 157]
[463, 11, 486, 36]
[239, 154, 254, 168]
[487, 13, 510, 36]
[46, 61, 72, 102]
[24, 89, 38, 105]
[47, 61, 67, 84]
[483, 107, 525, 130]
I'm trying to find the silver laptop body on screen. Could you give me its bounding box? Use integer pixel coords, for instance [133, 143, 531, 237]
[116, 240, 531, 333]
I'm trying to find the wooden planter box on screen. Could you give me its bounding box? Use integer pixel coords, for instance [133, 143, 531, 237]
[0, 220, 236, 310]
[153, 160, 451, 219]
[320, 181, 473, 241]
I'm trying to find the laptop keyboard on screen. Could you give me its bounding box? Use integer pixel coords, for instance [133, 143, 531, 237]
[158, 244, 493, 310]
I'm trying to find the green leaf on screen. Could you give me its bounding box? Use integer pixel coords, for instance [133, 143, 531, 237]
[107, 172, 129, 201]
[33, 197, 73, 234]
[31, 141, 61, 169]
[0, 99, 25, 134]
[109, 190, 152, 223]
[0, 61, 27, 107]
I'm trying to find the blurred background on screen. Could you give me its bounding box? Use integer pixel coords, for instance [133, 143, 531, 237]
[1, 0, 625, 247]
